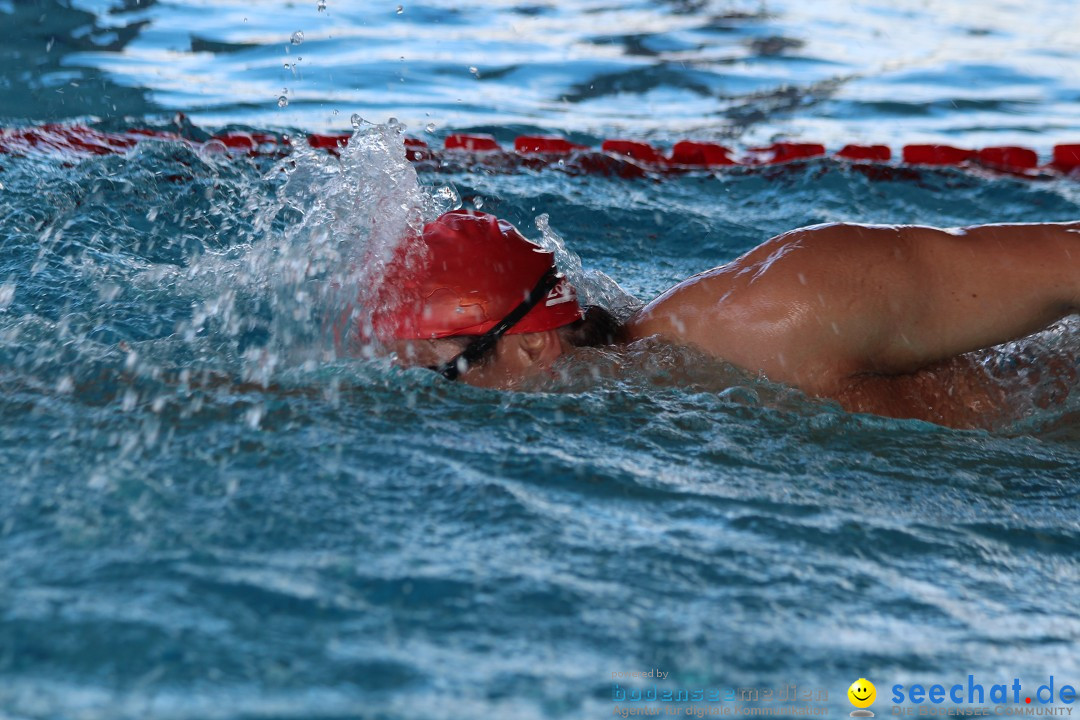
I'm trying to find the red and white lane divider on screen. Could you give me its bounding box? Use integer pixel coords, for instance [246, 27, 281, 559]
[2, 123, 1078, 178]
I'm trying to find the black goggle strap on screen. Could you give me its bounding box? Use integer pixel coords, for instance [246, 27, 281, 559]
[430, 266, 563, 381]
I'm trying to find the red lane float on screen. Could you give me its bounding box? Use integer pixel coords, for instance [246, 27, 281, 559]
[1052, 145, 1080, 173]
[836, 144, 891, 161]
[444, 133, 500, 151]
[902, 144, 976, 165]
[669, 141, 735, 167]
[1, 123, 1078, 180]
[601, 139, 665, 164]
[213, 131, 283, 151]
[747, 142, 826, 164]
[307, 133, 348, 150]
[977, 146, 1038, 172]
[404, 137, 432, 161]
[0, 124, 139, 155]
[515, 136, 587, 154]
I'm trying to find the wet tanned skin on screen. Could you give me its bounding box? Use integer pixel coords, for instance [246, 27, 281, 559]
[392, 331, 568, 390]
[625, 222, 1080, 427]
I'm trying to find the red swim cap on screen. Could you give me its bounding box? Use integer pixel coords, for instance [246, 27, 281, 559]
[370, 209, 583, 341]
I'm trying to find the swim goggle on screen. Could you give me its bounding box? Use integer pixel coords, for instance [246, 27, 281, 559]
[428, 265, 563, 381]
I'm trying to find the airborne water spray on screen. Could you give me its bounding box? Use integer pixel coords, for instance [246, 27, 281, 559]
[162, 121, 463, 385]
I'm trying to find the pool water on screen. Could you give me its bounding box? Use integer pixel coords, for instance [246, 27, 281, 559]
[1, 1, 1079, 719]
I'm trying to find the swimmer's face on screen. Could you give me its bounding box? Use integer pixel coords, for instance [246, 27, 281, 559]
[391, 331, 566, 389]
[391, 338, 466, 372]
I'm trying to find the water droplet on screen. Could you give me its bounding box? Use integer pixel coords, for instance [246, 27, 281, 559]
[98, 282, 121, 303]
[425, 122, 436, 133]
[432, 185, 461, 212]
[0, 281, 15, 309]
[396, 5, 404, 13]
[278, 95, 289, 108]
[474, 196, 484, 209]
[350, 113, 363, 128]
[469, 66, 479, 77]
[283, 62, 291, 69]
[291, 30, 304, 45]
[332, 108, 339, 115]
[245, 405, 263, 430]
[316, 0, 326, 10]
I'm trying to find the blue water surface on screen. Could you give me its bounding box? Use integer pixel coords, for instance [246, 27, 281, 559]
[1, 1, 1079, 719]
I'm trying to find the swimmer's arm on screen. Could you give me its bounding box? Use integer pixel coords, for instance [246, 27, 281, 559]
[627, 221, 1077, 390]
[823, 221, 1080, 374]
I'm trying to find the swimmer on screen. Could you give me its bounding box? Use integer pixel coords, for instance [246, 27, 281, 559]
[372, 210, 1079, 428]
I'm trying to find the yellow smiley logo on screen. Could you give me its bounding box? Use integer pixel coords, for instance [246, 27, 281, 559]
[848, 678, 876, 709]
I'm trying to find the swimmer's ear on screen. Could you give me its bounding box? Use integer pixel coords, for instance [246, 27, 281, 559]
[507, 330, 564, 366]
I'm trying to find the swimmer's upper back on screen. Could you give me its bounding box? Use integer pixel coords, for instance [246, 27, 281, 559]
[626, 221, 1080, 399]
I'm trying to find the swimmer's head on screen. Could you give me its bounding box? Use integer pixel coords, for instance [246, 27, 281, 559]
[370, 209, 618, 387]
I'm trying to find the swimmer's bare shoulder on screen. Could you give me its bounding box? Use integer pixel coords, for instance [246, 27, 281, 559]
[626, 221, 1080, 399]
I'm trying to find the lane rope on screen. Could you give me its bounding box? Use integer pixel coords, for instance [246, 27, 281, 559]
[2, 122, 1078, 178]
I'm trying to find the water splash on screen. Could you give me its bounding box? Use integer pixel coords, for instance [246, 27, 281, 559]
[162, 122, 461, 382]
[534, 213, 640, 321]
[983, 316, 1080, 434]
